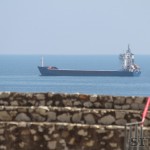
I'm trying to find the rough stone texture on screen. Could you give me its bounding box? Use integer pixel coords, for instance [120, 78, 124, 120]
[99, 115, 115, 125]
[0, 92, 147, 111]
[105, 103, 113, 109]
[10, 101, 18, 106]
[84, 114, 95, 124]
[72, 112, 82, 123]
[126, 98, 133, 104]
[0, 106, 146, 125]
[47, 141, 57, 149]
[114, 105, 122, 109]
[78, 94, 89, 100]
[122, 104, 130, 110]
[78, 129, 88, 136]
[89, 95, 97, 102]
[63, 99, 73, 107]
[0, 111, 12, 121]
[0, 92, 149, 150]
[115, 111, 126, 119]
[0, 122, 149, 150]
[57, 113, 71, 122]
[35, 94, 45, 100]
[73, 101, 82, 107]
[114, 97, 125, 105]
[94, 102, 101, 108]
[0, 92, 10, 99]
[36, 106, 48, 116]
[83, 101, 93, 108]
[15, 113, 31, 121]
[131, 103, 139, 110]
[31, 113, 45, 121]
[47, 112, 57, 121]
[116, 119, 127, 125]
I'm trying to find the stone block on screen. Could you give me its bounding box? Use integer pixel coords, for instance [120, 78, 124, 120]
[36, 106, 48, 116]
[83, 101, 93, 108]
[63, 99, 72, 106]
[89, 95, 97, 102]
[84, 114, 95, 124]
[47, 112, 57, 121]
[78, 129, 88, 136]
[57, 113, 70, 122]
[0, 136, 5, 141]
[35, 94, 45, 100]
[0, 92, 10, 99]
[122, 105, 130, 110]
[126, 98, 133, 104]
[109, 143, 117, 148]
[116, 119, 127, 125]
[115, 111, 126, 119]
[47, 141, 57, 150]
[86, 140, 95, 147]
[99, 115, 115, 125]
[78, 94, 89, 100]
[74, 101, 82, 107]
[131, 103, 139, 110]
[94, 102, 101, 108]
[72, 112, 82, 123]
[114, 97, 125, 105]
[31, 113, 45, 121]
[68, 138, 75, 145]
[0, 111, 12, 121]
[44, 135, 50, 141]
[134, 97, 144, 104]
[15, 113, 31, 121]
[105, 103, 113, 109]
[114, 105, 122, 109]
[10, 101, 18, 106]
[0, 128, 4, 134]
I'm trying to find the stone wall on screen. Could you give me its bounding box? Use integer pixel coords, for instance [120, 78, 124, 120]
[0, 92, 149, 150]
[0, 92, 146, 109]
[0, 122, 126, 150]
[0, 106, 149, 125]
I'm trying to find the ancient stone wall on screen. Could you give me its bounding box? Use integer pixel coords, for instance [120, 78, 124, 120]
[0, 92, 149, 150]
[0, 106, 149, 125]
[0, 92, 147, 109]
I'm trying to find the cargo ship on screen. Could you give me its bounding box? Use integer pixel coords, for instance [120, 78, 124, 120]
[38, 46, 141, 76]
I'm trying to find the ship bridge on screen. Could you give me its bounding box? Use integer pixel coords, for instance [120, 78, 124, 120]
[119, 45, 140, 72]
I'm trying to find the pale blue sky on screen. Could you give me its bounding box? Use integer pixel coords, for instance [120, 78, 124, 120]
[0, 0, 150, 54]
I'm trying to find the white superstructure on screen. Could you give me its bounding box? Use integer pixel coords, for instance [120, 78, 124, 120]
[119, 45, 140, 72]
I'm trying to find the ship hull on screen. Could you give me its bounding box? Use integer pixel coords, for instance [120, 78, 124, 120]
[38, 66, 141, 77]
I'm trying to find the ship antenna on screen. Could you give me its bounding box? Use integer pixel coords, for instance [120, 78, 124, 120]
[128, 44, 130, 52]
[41, 56, 44, 67]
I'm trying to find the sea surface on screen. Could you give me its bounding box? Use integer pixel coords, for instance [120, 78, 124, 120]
[0, 55, 150, 96]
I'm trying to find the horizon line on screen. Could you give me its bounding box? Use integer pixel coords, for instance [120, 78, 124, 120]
[0, 53, 149, 56]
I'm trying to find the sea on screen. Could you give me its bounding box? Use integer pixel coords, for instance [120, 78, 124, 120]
[0, 55, 150, 96]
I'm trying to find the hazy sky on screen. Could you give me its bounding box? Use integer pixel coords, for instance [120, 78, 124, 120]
[0, 0, 150, 55]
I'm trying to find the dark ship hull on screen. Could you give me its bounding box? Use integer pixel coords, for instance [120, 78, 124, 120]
[38, 66, 141, 77]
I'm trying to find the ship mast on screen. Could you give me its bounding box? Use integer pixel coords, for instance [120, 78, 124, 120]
[41, 56, 44, 67]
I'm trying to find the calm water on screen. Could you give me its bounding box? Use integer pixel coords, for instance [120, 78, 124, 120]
[0, 55, 150, 96]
